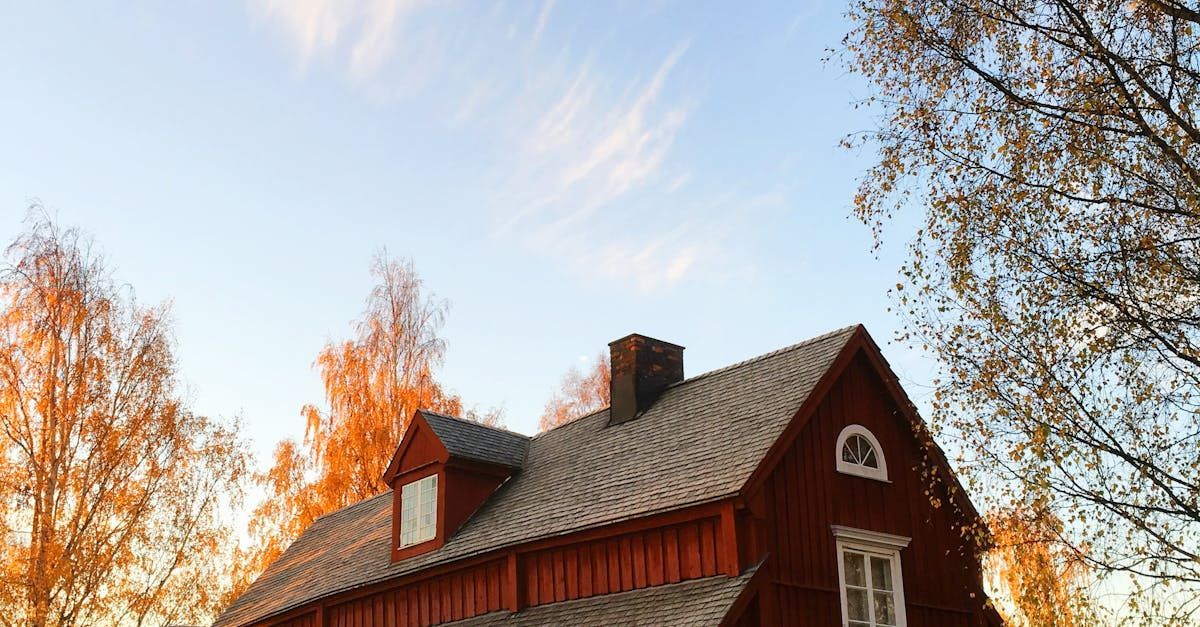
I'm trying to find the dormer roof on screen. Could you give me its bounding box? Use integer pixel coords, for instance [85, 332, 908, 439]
[419, 411, 528, 469]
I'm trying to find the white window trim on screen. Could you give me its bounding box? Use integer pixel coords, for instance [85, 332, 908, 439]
[833, 525, 910, 627]
[835, 424, 889, 482]
[832, 525, 911, 548]
[399, 473, 438, 548]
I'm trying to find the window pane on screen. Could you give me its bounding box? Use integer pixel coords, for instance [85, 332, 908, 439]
[843, 551, 866, 587]
[871, 556, 893, 591]
[842, 441, 858, 463]
[873, 591, 896, 625]
[846, 588, 869, 620]
[849, 623, 871, 627]
[401, 475, 438, 548]
[843, 435, 880, 468]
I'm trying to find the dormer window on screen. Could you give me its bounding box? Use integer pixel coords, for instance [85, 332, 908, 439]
[384, 410, 529, 562]
[836, 425, 888, 482]
[399, 474, 438, 548]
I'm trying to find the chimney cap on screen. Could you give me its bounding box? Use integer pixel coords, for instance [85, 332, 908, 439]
[607, 333, 686, 351]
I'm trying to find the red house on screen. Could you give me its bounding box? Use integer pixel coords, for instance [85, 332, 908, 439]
[217, 326, 1003, 627]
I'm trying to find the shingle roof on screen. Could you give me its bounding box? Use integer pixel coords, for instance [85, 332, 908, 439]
[442, 567, 758, 627]
[216, 325, 858, 627]
[419, 410, 529, 468]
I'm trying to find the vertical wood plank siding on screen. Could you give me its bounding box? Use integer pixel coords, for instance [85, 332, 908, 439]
[752, 351, 993, 625]
[729, 597, 760, 627]
[519, 517, 721, 607]
[268, 516, 722, 627]
[323, 559, 505, 627]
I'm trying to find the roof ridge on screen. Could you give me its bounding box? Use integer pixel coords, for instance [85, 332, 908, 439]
[529, 405, 611, 440]
[529, 324, 860, 441]
[666, 323, 860, 389]
[420, 409, 531, 439]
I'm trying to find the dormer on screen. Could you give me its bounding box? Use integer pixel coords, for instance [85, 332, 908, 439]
[382, 410, 529, 561]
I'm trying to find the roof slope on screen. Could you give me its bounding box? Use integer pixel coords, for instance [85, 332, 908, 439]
[420, 410, 529, 468]
[442, 568, 757, 627]
[216, 325, 857, 627]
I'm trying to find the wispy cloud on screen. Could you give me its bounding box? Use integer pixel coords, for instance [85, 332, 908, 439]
[531, 0, 556, 45]
[493, 42, 713, 290]
[504, 44, 690, 229]
[247, 0, 430, 78]
[559, 44, 689, 200]
[247, 2, 773, 290]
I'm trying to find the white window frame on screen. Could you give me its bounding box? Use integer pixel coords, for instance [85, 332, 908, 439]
[399, 473, 438, 548]
[833, 526, 910, 627]
[835, 424, 889, 482]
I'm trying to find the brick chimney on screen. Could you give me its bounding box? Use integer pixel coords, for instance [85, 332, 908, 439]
[608, 333, 685, 426]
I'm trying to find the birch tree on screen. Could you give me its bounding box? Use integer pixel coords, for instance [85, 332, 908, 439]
[0, 210, 249, 626]
[236, 255, 472, 595]
[539, 352, 609, 432]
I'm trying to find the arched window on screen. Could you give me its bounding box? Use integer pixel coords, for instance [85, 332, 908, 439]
[836, 425, 888, 482]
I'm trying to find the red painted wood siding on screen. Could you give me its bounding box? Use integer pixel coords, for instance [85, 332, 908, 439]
[393, 421, 449, 471]
[442, 465, 508, 539]
[750, 350, 991, 625]
[323, 559, 506, 627]
[260, 511, 724, 627]
[520, 516, 721, 607]
[728, 597, 760, 627]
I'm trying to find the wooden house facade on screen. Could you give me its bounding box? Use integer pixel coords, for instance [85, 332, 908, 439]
[217, 326, 1003, 627]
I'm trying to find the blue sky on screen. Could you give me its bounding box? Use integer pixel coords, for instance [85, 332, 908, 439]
[0, 1, 927, 459]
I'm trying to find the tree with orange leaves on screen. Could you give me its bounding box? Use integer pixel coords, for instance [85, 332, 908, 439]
[986, 503, 1100, 626]
[235, 254, 493, 598]
[539, 352, 610, 432]
[0, 210, 250, 626]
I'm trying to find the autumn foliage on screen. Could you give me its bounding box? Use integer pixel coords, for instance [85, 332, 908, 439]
[986, 505, 1098, 626]
[538, 352, 610, 432]
[0, 212, 250, 626]
[236, 255, 486, 596]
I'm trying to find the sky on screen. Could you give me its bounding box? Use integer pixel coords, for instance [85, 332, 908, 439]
[0, 0, 928, 461]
